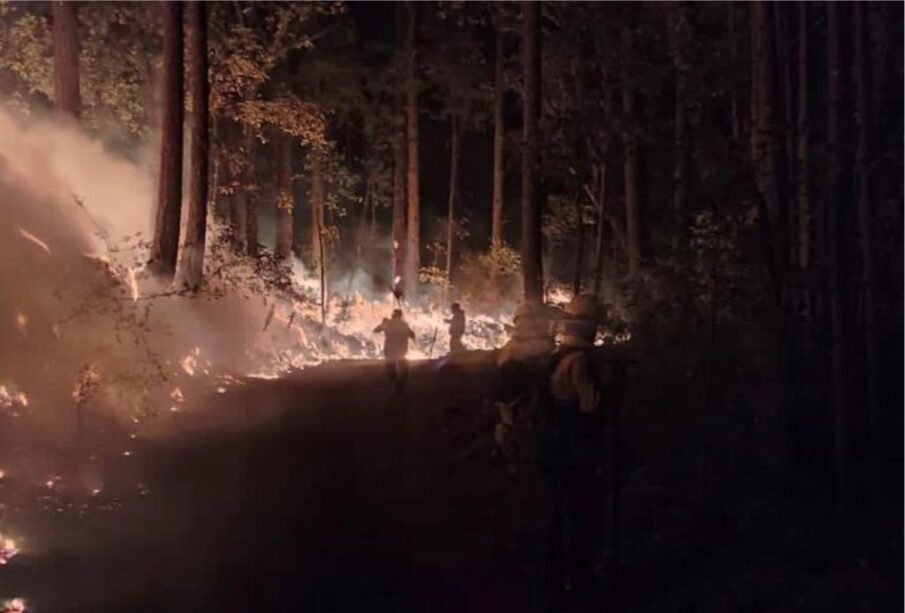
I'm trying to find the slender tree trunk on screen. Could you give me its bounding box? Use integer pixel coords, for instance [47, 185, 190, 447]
[826, 2, 849, 511]
[355, 180, 371, 269]
[227, 121, 247, 254]
[751, 0, 788, 301]
[572, 191, 585, 296]
[446, 114, 458, 284]
[521, 0, 544, 302]
[209, 122, 222, 222]
[404, 1, 421, 294]
[491, 26, 505, 247]
[728, 3, 742, 144]
[149, 1, 184, 277]
[669, 2, 690, 213]
[176, 1, 209, 290]
[52, 1, 80, 119]
[592, 162, 608, 297]
[622, 23, 641, 278]
[797, 2, 810, 271]
[275, 135, 294, 261]
[853, 2, 880, 466]
[392, 136, 406, 284]
[775, 4, 796, 269]
[242, 127, 257, 258]
[310, 147, 325, 269]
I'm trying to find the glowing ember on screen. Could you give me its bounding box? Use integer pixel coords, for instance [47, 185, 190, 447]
[181, 348, 201, 376]
[0, 535, 19, 565]
[18, 227, 52, 254]
[126, 266, 140, 301]
[2, 598, 25, 613]
[0, 385, 28, 414]
[14, 312, 26, 337]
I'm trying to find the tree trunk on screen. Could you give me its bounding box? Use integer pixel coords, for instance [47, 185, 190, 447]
[751, 0, 788, 300]
[392, 136, 406, 285]
[750, 2, 786, 233]
[227, 121, 247, 253]
[775, 4, 796, 269]
[622, 23, 641, 278]
[572, 190, 584, 296]
[310, 147, 325, 270]
[242, 127, 257, 258]
[176, 0, 209, 290]
[491, 25, 505, 247]
[592, 162, 608, 297]
[446, 114, 458, 284]
[149, 1, 184, 278]
[825, 2, 849, 510]
[853, 2, 880, 466]
[669, 2, 690, 213]
[521, 0, 544, 302]
[404, 1, 421, 295]
[796, 2, 810, 270]
[52, 1, 80, 119]
[728, 3, 742, 144]
[275, 135, 294, 261]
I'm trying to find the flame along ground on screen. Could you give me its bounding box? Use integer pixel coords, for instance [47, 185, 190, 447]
[2, 216, 627, 611]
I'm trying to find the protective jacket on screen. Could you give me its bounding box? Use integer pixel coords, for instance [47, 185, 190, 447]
[374, 318, 415, 360]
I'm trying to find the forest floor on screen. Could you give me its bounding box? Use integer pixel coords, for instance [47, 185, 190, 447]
[0, 352, 900, 612]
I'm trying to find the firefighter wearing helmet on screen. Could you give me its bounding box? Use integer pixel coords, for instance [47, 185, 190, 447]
[540, 294, 617, 608]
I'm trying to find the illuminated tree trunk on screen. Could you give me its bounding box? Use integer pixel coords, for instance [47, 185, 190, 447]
[226, 122, 246, 253]
[825, 2, 849, 509]
[592, 162, 608, 297]
[572, 191, 584, 295]
[149, 1, 184, 277]
[404, 1, 421, 294]
[796, 2, 810, 270]
[275, 136, 294, 261]
[310, 148, 325, 270]
[853, 2, 880, 462]
[491, 26, 505, 248]
[309, 148, 327, 323]
[622, 23, 640, 278]
[446, 114, 459, 284]
[520, 0, 544, 302]
[176, 0, 209, 290]
[52, 1, 80, 119]
[392, 136, 406, 284]
[242, 127, 258, 258]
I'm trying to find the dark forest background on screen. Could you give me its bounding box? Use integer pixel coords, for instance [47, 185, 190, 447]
[1, 0, 902, 584]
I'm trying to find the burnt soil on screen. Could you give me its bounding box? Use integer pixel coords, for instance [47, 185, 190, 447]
[1, 354, 900, 612]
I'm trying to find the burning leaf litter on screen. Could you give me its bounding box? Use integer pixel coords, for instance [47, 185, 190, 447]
[2, 598, 26, 613]
[17, 227, 51, 254]
[0, 534, 19, 565]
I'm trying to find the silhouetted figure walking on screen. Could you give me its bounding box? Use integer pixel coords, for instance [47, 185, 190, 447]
[446, 302, 466, 354]
[374, 308, 415, 393]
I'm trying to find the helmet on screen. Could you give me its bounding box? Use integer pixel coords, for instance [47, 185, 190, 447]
[513, 300, 548, 322]
[562, 294, 603, 324]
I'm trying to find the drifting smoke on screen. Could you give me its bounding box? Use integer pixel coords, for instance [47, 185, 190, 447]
[0, 104, 516, 468]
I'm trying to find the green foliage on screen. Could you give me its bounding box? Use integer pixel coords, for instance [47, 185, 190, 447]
[457, 243, 522, 307]
[0, 2, 158, 140]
